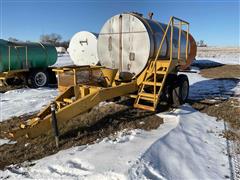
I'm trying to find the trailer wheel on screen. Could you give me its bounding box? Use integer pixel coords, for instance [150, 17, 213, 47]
[171, 74, 189, 107]
[28, 70, 49, 88]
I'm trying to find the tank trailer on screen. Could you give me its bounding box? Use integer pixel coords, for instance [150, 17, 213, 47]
[7, 13, 197, 140]
[0, 40, 57, 88]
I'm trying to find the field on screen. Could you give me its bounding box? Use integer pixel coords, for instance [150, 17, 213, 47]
[0, 47, 239, 179]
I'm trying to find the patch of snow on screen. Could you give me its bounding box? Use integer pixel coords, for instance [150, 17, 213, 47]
[232, 81, 240, 97]
[0, 88, 58, 122]
[98, 101, 114, 107]
[181, 67, 240, 100]
[129, 105, 229, 180]
[0, 139, 16, 146]
[196, 56, 239, 65]
[105, 129, 141, 144]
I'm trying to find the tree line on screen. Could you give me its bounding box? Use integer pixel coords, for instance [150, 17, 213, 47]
[8, 33, 69, 49]
[8, 34, 208, 49]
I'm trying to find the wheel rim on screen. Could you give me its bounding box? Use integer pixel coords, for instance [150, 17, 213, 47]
[35, 72, 47, 87]
[181, 80, 189, 101]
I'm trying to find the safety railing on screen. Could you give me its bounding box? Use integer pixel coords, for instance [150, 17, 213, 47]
[152, 16, 190, 104]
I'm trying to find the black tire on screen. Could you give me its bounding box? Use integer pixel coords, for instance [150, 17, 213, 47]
[171, 74, 189, 108]
[6, 78, 23, 86]
[27, 70, 49, 88]
[47, 68, 57, 85]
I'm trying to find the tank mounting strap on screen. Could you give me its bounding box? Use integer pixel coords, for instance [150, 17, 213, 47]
[37, 42, 49, 65]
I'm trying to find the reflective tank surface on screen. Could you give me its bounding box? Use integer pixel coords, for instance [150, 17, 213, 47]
[97, 13, 195, 76]
[0, 39, 57, 72]
[68, 31, 99, 66]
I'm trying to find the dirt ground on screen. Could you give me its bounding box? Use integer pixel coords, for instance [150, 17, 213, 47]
[0, 100, 166, 170]
[189, 98, 240, 152]
[200, 65, 240, 79]
[189, 64, 240, 155]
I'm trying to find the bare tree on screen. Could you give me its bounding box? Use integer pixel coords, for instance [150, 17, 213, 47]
[58, 40, 70, 49]
[197, 40, 207, 47]
[8, 37, 19, 42]
[40, 33, 62, 45]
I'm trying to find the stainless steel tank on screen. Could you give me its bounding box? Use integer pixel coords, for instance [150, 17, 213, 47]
[97, 13, 194, 76]
[68, 31, 99, 66]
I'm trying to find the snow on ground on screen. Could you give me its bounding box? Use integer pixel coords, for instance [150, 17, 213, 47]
[0, 139, 16, 146]
[0, 51, 239, 179]
[196, 56, 239, 65]
[0, 105, 230, 179]
[0, 88, 58, 122]
[130, 105, 229, 180]
[185, 67, 240, 100]
[196, 47, 240, 65]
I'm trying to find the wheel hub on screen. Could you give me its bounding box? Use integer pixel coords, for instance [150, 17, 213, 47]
[35, 72, 47, 87]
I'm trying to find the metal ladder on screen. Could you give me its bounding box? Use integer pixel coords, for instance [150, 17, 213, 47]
[134, 16, 189, 111]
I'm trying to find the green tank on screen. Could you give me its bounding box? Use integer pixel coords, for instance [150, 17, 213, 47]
[0, 39, 57, 72]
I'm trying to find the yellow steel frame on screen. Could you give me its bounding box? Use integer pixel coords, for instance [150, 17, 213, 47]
[53, 65, 103, 92]
[8, 67, 138, 139]
[0, 69, 29, 87]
